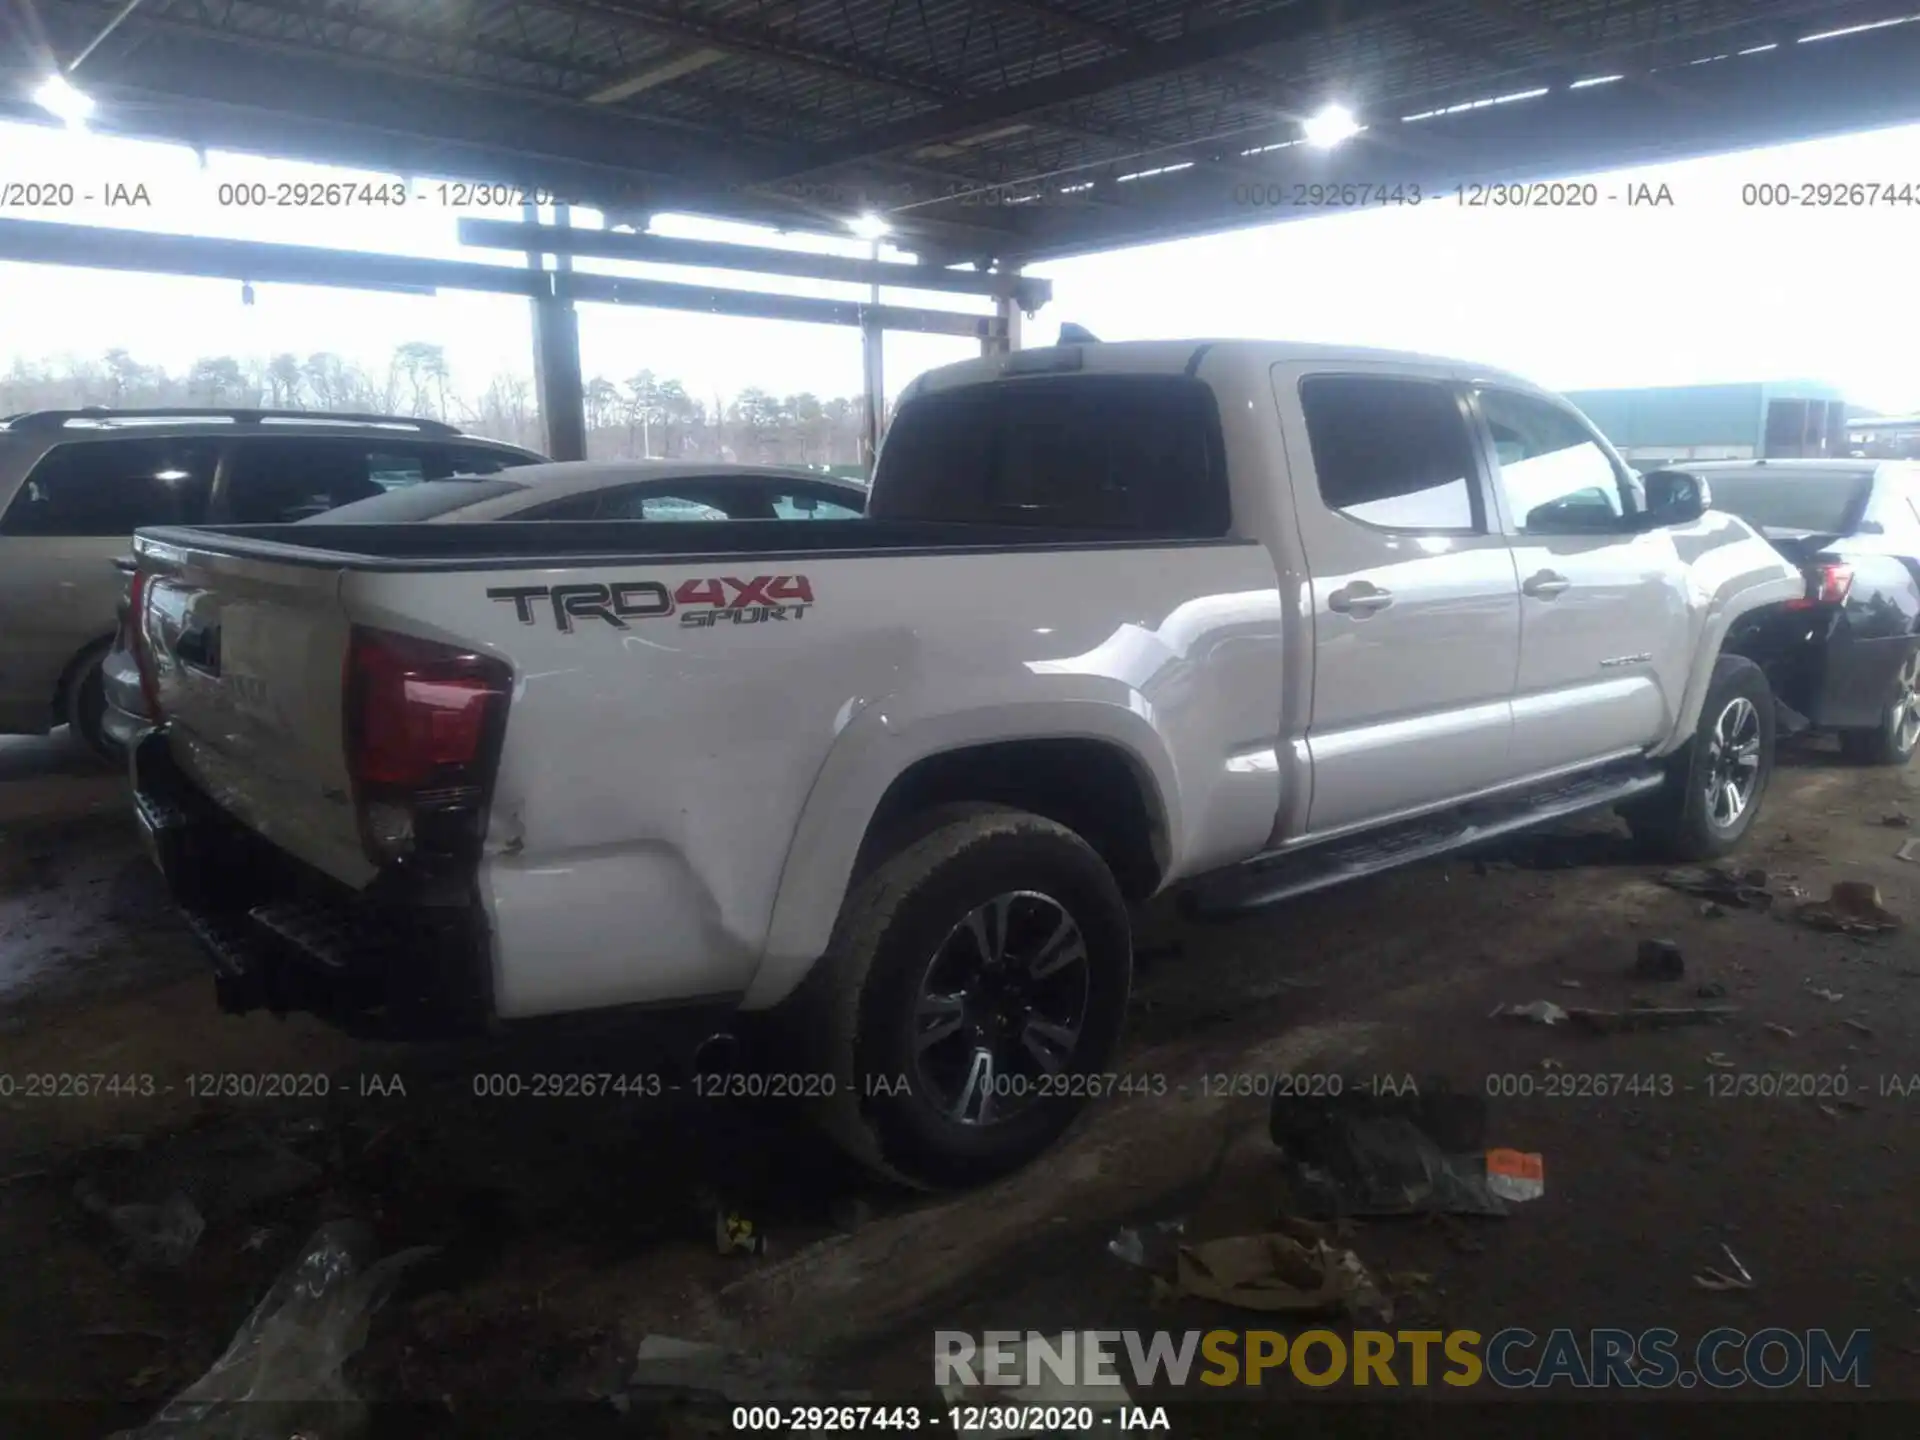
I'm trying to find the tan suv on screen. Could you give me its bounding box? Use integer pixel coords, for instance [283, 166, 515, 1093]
[0, 408, 542, 755]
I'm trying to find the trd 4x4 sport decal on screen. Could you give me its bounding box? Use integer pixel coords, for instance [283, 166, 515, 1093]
[486, 575, 815, 633]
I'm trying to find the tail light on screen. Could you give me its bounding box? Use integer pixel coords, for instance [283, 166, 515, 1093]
[1784, 563, 1853, 610]
[344, 627, 511, 864]
[123, 569, 163, 719]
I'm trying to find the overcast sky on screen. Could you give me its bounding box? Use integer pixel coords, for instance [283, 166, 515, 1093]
[2, 110, 1918, 414]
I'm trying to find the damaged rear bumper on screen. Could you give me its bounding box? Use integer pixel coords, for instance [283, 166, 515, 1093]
[130, 729, 495, 1039]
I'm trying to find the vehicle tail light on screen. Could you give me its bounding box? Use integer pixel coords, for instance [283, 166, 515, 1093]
[1784, 562, 1853, 610]
[124, 569, 163, 719]
[345, 626, 511, 864]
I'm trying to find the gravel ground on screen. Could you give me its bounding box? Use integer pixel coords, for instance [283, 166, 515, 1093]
[1, 729, 1916, 1432]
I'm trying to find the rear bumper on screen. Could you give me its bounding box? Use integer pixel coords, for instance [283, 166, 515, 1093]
[1759, 619, 1913, 732]
[130, 729, 496, 1039]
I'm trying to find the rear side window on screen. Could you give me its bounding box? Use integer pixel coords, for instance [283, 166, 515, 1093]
[220, 439, 391, 523]
[1299, 375, 1481, 533]
[870, 376, 1229, 535]
[438, 445, 534, 477]
[0, 438, 218, 536]
[1701, 470, 1873, 534]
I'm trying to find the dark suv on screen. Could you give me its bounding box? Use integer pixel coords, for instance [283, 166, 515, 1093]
[0, 408, 542, 755]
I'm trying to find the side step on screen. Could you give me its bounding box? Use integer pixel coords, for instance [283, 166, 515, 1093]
[1180, 760, 1667, 920]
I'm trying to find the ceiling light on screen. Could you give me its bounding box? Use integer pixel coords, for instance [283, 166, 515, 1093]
[33, 73, 95, 126]
[848, 212, 891, 240]
[1303, 102, 1360, 149]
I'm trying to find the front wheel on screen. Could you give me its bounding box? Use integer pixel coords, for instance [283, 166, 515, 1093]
[1838, 645, 1920, 766]
[1626, 655, 1775, 862]
[800, 807, 1133, 1189]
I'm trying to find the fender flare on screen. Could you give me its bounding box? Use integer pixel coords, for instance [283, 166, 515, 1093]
[741, 695, 1182, 1009]
[1654, 567, 1806, 757]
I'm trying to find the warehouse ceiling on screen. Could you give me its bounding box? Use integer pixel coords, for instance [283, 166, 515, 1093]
[5, 1, 1920, 268]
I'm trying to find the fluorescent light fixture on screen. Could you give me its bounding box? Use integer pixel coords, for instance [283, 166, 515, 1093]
[1303, 102, 1360, 149]
[1115, 161, 1194, 183]
[1800, 15, 1917, 43]
[33, 73, 94, 125]
[847, 211, 890, 240]
[1737, 43, 1780, 55]
[1241, 138, 1303, 155]
[1688, 53, 1731, 65]
[1570, 74, 1624, 88]
[1059, 181, 1096, 194]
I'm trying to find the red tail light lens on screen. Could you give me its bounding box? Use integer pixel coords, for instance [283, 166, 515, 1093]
[346, 628, 510, 791]
[1785, 563, 1853, 610]
[125, 570, 163, 719]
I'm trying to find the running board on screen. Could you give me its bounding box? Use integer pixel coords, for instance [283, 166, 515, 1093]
[1180, 761, 1667, 920]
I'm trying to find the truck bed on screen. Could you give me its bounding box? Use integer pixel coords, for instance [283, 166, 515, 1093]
[137, 518, 1211, 569]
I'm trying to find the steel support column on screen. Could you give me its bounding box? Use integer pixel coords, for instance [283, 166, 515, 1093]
[982, 270, 1023, 357]
[526, 202, 587, 462]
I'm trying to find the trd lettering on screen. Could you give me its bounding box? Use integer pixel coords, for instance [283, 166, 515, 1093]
[487, 576, 812, 631]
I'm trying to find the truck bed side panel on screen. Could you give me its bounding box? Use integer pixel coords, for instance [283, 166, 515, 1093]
[346, 540, 1283, 1019]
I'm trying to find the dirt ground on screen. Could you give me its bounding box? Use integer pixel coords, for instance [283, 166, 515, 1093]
[2, 727, 1918, 1434]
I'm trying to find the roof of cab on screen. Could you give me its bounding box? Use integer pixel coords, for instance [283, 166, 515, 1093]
[469, 459, 865, 501]
[902, 337, 1537, 402]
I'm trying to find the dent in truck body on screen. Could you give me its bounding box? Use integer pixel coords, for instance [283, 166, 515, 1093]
[429, 540, 1284, 1019]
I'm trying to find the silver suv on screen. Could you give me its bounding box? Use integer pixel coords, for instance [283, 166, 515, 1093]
[0, 408, 542, 755]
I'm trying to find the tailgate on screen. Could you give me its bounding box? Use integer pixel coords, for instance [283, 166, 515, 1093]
[135, 534, 374, 889]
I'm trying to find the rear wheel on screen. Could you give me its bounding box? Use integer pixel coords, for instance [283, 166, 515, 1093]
[800, 807, 1133, 1189]
[63, 649, 114, 761]
[1838, 645, 1920, 767]
[1626, 655, 1774, 862]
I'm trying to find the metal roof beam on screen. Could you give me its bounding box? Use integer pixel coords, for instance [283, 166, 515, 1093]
[459, 218, 1051, 308]
[759, 0, 1440, 182]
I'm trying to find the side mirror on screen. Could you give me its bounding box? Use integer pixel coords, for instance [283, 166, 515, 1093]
[1637, 470, 1711, 528]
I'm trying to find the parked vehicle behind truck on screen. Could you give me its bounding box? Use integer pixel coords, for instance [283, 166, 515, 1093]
[121, 340, 1804, 1187]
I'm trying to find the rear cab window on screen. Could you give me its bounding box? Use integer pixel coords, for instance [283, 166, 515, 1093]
[1694, 469, 1874, 535]
[1297, 375, 1483, 533]
[1, 437, 219, 535]
[869, 375, 1230, 535]
[217, 438, 534, 523]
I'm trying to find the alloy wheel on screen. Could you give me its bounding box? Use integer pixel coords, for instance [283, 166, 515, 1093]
[912, 891, 1091, 1126]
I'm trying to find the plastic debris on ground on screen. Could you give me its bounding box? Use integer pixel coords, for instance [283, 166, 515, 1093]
[1807, 985, 1845, 1002]
[938, 1332, 1131, 1439]
[1656, 865, 1774, 909]
[1107, 1218, 1186, 1271]
[1798, 881, 1900, 934]
[76, 1182, 205, 1270]
[111, 1219, 435, 1440]
[1693, 1244, 1756, 1292]
[714, 1209, 765, 1256]
[1897, 839, 1920, 864]
[1491, 1000, 1568, 1026]
[1172, 1233, 1391, 1323]
[1881, 812, 1912, 828]
[1268, 1081, 1513, 1218]
[628, 1335, 813, 1406]
[1632, 939, 1686, 981]
[1485, 1149, 1546, 1203]
[1566, 1004, 1737, 1034]
[1704, 1052, 1736, 1068]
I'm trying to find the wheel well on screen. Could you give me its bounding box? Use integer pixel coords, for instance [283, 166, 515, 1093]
[51, 634, 114, 720]
[855, 739, 1167, 900]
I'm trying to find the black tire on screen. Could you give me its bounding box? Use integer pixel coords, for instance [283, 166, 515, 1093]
[799, 807, 1133, 1189]
[1837, 643, 1920, 767]
[63, 647, 115, 761]
[1626, 655, 1774, 862]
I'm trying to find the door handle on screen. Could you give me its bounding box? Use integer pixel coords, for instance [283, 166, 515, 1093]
[1327, 582, 1393, 617]
[1523, 571, 1570, 599]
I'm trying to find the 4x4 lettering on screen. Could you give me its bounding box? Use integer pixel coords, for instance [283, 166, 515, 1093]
[489, 574, 814, 630]
[721, 576, 777, 609]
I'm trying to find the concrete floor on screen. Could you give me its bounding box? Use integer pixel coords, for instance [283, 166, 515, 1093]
[1, 729, 1916, 1431]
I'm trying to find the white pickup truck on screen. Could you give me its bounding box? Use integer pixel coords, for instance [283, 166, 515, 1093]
[124, 339, 1804, 1186]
